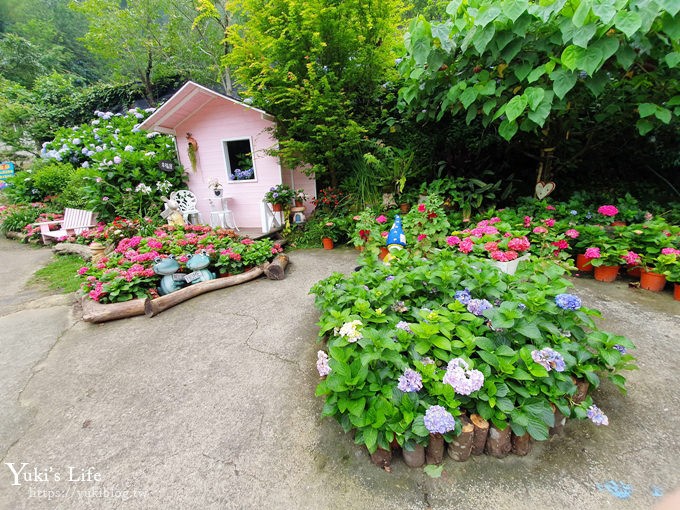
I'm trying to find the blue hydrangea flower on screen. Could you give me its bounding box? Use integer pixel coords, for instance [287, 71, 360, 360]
[555, 293, 582, 311]
[531, 347, 566, 372]
[397, 368, 422, 392]
[467, 298, 492, 316]
[613, 345, 627, 354]
[587, 405, 609, 426]
[454, 289, 472, 305]
[396, 321, 413, 334]
[570, 210, 578, 216]
[423, 405, 456, 434]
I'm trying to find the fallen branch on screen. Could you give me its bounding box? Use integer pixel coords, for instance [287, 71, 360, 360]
[81, 296, 146, 323]
[263, 254, 289, 280]
[144, 266, 264, 317]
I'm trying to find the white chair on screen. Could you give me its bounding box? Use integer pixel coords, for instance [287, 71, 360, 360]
[171, 190, 203, 224]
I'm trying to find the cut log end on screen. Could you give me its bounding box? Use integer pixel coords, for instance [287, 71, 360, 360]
[264, 254, 289, 280]
[470, 414, 490, 456]
[448, 415, 474, 462]
[485, 425, 512, 458]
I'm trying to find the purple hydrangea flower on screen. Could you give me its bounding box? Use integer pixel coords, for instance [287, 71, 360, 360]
[385, 275, 395, 281]
[613, 345, 627, 354]
[587, 405, 609, 426]
[442, 358, 484, 395]
[555, 293, 582, 311]
[531, 347, 566, 372]
[113, 155, 122, 164]
[397, 368, 423, 392]
[467, 298, 492, 316]
[396, 321, 413, 334]
[391, 301, 408, 313]
[423, 405, 456, 434]
[316, 351, 331, 377]
[518, 303, 526, 311]
[454, 289, 472, 305]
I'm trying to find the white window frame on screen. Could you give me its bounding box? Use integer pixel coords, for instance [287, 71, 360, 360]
[221, 137, 258, 183]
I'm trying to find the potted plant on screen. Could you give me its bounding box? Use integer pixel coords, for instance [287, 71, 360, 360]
[208, 178, 223, 197]
[264, 184, 295, 212]
[585, 233, 627, 282]
[573, 225, 606, 271]
[321, 220, 340, 249]
[293, 189, 308, 207]
[657, 248, 680, 300]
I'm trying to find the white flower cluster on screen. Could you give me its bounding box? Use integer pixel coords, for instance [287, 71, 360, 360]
[334, 320, 363, 343]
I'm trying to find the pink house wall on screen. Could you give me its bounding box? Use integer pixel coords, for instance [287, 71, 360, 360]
[174, 98, 286, 229]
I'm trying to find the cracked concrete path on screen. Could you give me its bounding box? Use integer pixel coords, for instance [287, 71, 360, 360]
[0, 237, 679, 509]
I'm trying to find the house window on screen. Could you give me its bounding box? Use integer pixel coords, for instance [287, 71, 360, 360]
[222, 138, 256, 182]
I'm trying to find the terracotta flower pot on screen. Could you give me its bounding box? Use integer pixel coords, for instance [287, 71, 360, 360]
[294, 200, 303, 207]
[322, 237, 334, 250]
[593, 265, 619, 282]
[399, 203, 411, 214]
[576, 253, 594, 272]
[640, 269, 666, 292]
[674, 283, 680, 301]
[626, 265, 642, 278]
[272, 203, 283, 212]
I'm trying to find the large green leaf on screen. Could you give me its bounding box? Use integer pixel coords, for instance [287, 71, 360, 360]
[460, 87, 479, 109]
[446, 0, 463, 15]
[657, 0, 680, 16]
[614, 11, 642, 38]
[475, 5, 502, 27]
[576, 45, 603, 76]
[636, 119, 654, 137]
[502, 0, 529, 22]
[505, 94, 528, 121]
[638, 102, 657, 118]
[560, 45, 582, 70]
[527, 89, 554, 126]
[592, 0, 617, 23]
[572, 23, 597, 48]
[551, 69, 577, 99]
[526, 66, 546, 83]
[666, 52, 680, 69]
[524, 86, 545, 110]
[655, 106, 672, 124]
[347, 397, 366, 417]
[498, 119, 518, 140]
[572, 0, 592, 27]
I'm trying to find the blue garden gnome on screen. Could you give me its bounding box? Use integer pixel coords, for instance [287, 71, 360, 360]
[383, 214, 406, 264]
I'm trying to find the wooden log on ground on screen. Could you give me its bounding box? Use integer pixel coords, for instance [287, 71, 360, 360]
[54, 242, 92, 260]
[370, 447, 392, 470]
[549, 405, 567, 436]
[485, 424, 512, 458]
[573, 378, 590, 404]
[511, 433, 532, 456]
[402, 444, 425, 468]
[426, 433, 445, 465]
[81, 296, 146, 323]
[470, 414, 489, 456]
[144, 267, 264, 317]
[448, 414, 474, 462]
[263, 254, 289, 280]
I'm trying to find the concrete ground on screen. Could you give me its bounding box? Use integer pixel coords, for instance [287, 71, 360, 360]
[0, 236, 679, 510]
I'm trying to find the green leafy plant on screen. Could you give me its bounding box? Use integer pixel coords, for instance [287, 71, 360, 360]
[264, 184, 295, 207]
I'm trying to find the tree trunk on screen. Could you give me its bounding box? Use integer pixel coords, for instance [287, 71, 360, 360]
[142, 50, 155, 106]
[485, 424, 512, 458]
[426, 433, 445, 465]
[448, 414, 474, 462]
[470, 414, 489, 456]
[144, 267, 263, 317]
[511, 433, 532, 456]
[263, 254, 289, 280]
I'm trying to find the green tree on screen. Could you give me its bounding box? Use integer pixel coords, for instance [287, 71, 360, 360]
[399, 0, 679, 142]
[225, 0, 404, 185]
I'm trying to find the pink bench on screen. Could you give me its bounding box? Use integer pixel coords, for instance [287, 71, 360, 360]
[32, 208, 97, 243]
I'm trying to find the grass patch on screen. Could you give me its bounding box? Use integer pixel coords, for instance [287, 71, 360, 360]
[31, 254, 85, 294]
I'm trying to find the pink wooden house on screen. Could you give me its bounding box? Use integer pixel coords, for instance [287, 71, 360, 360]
[138, 81, 316, 232]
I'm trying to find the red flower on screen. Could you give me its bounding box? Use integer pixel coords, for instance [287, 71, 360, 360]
[417, 203, 426, 213]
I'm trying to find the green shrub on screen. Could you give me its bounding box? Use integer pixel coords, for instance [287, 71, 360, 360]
[32, 162, 73, 199]
[0, 207, 39, 233]
[57, 167, 102, 209]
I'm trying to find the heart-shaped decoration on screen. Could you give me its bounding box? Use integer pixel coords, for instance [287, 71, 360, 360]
[535, 181, 556, 199]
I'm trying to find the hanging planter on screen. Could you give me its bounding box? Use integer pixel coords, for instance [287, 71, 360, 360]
[186, 133, 198, 172]
[640, 269, 666, 292]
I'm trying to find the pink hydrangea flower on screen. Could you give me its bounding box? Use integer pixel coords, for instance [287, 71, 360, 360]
[489, 217, 501, 224]
[375, 215, 387, 224]
[484, 241, 499, 252]
[417, 234, 427, 242]
[551, 240, 569, 250]
[446, 236, 460, 246]
[458, 238, 474, 254]
[565, 229, 580, 238]
[532, 226, 548, 234]
[546, 205, 556, 210]
[524, 216, 532, 227]
[507, 236, 530, 251]
[544, 218, 555, 227]
[584, 247, 601, 259]
[661, 247, 680, 255]
[623, 251, 641, 265]
[77, 266, 89, 275]
[597, 205, 619, 217]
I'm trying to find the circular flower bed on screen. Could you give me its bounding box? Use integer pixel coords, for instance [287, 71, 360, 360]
[311, 249, 636, 464]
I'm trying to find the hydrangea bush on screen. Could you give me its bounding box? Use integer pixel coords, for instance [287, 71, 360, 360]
[77, 224, 283, 304]
[311, 249, 636, 454]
